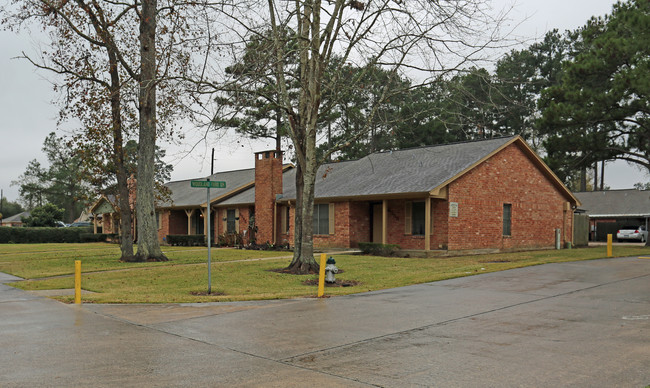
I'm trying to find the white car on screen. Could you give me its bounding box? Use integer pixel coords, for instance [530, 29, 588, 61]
[616, 225, 648, 242]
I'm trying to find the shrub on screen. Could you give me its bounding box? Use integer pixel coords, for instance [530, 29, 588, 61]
[358, 242, 400, 257]
[0, 227, 92, 244]
[167, 234, 205, 246]
[22, 203, 65, 227]
[217, 233, 243, 247]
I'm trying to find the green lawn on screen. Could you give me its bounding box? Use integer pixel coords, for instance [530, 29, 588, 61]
[0, 243, 289, 278]
[1, 243, 647, 304]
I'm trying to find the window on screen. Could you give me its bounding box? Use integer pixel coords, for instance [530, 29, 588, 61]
[226, 209, 236, 233]
[313, 204, 330, 235]
[503, 203, 512, 236]
[156, 212, 161, 230]
[412, 201, 426, 236]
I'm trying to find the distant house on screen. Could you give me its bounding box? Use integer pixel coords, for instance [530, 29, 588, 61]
[135, 135, 578, 253]
[90, 195, 119, 234]
[0, 211, 30, 227]
[574, 189, 650, 241]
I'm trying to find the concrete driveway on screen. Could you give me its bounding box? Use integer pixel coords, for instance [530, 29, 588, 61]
[1, 257, 649, 387]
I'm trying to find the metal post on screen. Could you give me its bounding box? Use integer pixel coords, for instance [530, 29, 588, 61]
[74, 260, 81, 304]
[207, 179, 212, 294]
[317, 253, 326, 297]
[607, 234, 612, 257]
[555, 228, 561, 250]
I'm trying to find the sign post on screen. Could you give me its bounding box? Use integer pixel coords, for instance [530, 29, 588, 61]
[191, 179, 226, 294]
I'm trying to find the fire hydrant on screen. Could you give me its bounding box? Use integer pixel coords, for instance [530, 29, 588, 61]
[325, 257, 338, 283]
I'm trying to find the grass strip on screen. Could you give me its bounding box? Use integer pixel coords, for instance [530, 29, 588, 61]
[3, 244, 647, 304]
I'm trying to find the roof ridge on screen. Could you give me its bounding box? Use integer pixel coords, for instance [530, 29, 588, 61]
[166, 166, 256, 184]
[575, 188, 648, 193]
[368, 135, 517, 157]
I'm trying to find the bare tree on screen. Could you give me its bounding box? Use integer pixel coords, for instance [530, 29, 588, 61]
[2, 0, 197, 261]
[201, 0, 511, 273]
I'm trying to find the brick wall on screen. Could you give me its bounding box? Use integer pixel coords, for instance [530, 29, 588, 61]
[157, 210, 169, 242]
[157, 209, 192, 243]
[168, 210, 187, 235]
[215, 206, 252, 241]
[348, 201, 370, 247]
[314, 202, 350, 248]
[380, 199, 440, 250]
[446, 143, 572, 251]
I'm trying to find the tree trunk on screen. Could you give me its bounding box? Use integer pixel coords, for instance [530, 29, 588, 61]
[275, 108, 282, 152]
[291, 162, 303, 263]
[580, 166, 587, 192]
[286, 163, 319, 273]
[107, 49, 135, 261]
[600, 160, 605, 191]
[134, 0, 167, 262]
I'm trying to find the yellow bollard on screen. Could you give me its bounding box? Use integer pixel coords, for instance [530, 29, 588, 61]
[75, 260, 81, 304]
[607, 234, 613, 258]
[317, 253, 326, 297]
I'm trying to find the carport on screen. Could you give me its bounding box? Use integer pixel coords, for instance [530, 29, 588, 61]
[574, 189, 650, 241]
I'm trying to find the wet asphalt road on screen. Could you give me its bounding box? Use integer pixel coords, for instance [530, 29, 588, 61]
[1, 257, 649, 387]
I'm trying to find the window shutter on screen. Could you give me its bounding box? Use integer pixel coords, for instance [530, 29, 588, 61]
[235, 208, 240, 232]
[221, 209, 226, 234]
[405, 202, 412, 235]
[328, 203, 335, 235]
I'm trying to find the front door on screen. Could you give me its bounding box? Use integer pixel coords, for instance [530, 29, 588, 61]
[372, 203, 382, 243]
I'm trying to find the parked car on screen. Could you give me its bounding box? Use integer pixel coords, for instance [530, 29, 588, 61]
[54, 221, 67, 228]
[616, 225, 648, 242]
[69, 221, 92, 228]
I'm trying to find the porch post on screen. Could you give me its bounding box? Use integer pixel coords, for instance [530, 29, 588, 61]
[382, 200, 388, 245]
[425, 197, 431, 251]
[200, 207, 207, 236]
[93, 215, 98, 234]
[185, 209, 195, 235]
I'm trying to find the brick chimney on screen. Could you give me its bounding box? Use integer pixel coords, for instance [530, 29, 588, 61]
[254, 150, 283, 244]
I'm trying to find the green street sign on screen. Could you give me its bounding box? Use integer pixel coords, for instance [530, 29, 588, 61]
[191, 180, 226, 188]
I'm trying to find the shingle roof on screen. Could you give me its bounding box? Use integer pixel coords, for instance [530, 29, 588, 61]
[1, 211, 30, 223]
[221, 136, 538, 206]
[174, 136, 577, 208]
[281, 136, 517, 200]
[574, 189, 650, 217]
[160, 167, 256, 208]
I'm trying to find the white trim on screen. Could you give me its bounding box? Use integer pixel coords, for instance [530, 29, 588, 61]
[588, 214, 650, 218]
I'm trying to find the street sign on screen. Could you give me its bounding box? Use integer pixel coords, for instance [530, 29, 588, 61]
[191, 180, 226, 188]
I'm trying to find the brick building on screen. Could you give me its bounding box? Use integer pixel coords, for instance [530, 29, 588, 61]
[94, 136, 579, 253]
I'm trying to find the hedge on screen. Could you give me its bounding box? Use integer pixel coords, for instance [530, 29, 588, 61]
[0, 227, 93, 244]
[166, 234, 206, 246]
[358, 242, 400, 257]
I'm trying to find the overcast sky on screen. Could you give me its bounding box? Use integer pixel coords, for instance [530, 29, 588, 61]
[1, 0, 645, 203]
